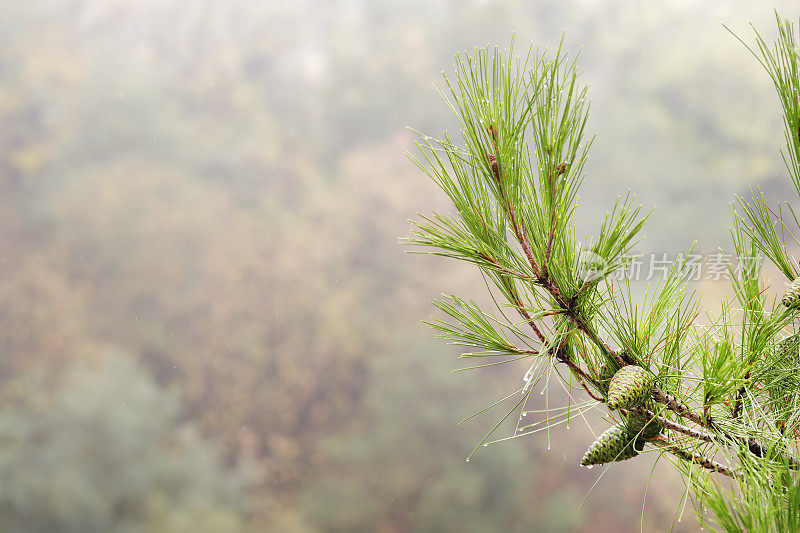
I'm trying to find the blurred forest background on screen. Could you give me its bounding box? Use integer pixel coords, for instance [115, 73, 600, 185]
[0, 1, 799, 531]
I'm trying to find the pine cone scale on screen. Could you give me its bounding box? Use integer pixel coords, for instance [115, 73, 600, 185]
[580, 424, 639, 466]
[782, 278, 800, 309]
[606, 365, 653, 410]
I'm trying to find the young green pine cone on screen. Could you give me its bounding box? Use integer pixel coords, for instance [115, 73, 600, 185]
[782, 278, 800, 309]
[626, 411, 663, 451]
[580, 424, 638, 466]
[606, 365, 653, 410]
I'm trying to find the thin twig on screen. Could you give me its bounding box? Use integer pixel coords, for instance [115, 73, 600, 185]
[518, 337, 604, 402]
[646, 396, 800, 469]
[487, 126, 543, 279]
[730, 383, 747, 420]
[557, 351, 605, 402]
[543, 173, 559, 279]
[652, 389, 706, 427]
[730, 364, 755, 420]
[650, 436, 740, 479]
[478, 252, 546, 343]
[636, 407, 714, 443]
[515, 303, 546, 343]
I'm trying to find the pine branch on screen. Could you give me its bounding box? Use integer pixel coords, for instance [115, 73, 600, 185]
[730, 384, 748, 420]
[636, 406, 800, 469]
[476, 48, 755, 460]
[409, 23, 800, 529]
[651, 436, 741, 479]
[649, 388, 795, 467]
[481, 252, 546, 343]
[652, 389, 706, 427]
[556, 350, 605, 402]
[485, 131, 543, 280]
[635, 407, 714, 444]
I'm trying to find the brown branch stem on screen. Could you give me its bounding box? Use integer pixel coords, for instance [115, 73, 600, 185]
[730, 369, 752, 420]
[650, 436, 740, 479]
[647, 396, 800, 469]
[515, 303, 546, 343]
[487, 127, 543, 280]
[652, 389, 706, 427]
[477, 252, 546, 343]
[556, 352, 605, 402]
[635, 407, 714, 443]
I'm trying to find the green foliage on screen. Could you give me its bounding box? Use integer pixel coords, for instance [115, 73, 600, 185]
[428, 294, 535, 357]
[410, 9, 800, 532]
[693, 443, 800, 533]
[732, 13, 800, 282]
[699, 337, 743, 413]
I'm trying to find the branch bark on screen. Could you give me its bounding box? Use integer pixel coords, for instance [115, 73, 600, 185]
[635, 407, 714, 443]
[486, 128, 795, 473]
[650, 436, 740, 479]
